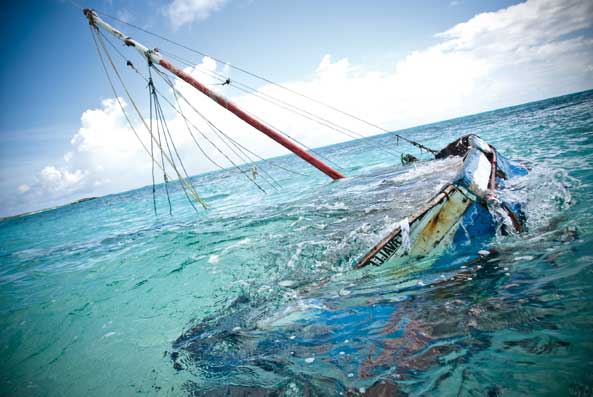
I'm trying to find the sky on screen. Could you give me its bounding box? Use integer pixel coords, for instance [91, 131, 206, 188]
[0, 0, 592, 216]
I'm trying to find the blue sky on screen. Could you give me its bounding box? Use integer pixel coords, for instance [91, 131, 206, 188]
[1, 0, 592, 216]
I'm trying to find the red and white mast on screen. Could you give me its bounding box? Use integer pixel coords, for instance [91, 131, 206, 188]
[84, 9, 345, 181]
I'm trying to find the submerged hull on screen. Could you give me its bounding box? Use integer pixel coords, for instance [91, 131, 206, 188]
[355, 134, 528, 269]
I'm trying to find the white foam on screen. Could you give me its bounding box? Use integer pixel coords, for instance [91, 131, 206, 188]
[514, 256, 534, 261]
[399, 217, 411, 253]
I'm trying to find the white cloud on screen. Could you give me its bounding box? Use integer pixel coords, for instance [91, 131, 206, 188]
[12, 99, 152, 209]
[440, 0, 593, 46]
[116, 8, 133, 24]
[166, 0, 591, 148]
[8, 0, 593, 215]
[38, 166, 87, 194]
[165, 0, 227, 29]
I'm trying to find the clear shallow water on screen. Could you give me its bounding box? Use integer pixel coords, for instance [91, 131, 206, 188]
[1, 90, 592, 396]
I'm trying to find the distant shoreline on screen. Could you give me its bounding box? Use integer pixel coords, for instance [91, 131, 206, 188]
[0, 197, 97, 222]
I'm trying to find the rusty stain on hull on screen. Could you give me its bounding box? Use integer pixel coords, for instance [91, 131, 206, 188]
[354, 135, 526, 270]
[408, 190, 471, 257]
[354, 185, 457, 269]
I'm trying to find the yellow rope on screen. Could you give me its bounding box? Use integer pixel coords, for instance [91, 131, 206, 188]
[91, 26, 208, 209]
[90, 27, 163, 175]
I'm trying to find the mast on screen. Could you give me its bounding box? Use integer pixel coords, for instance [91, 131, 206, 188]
[84, 9, 345, 181]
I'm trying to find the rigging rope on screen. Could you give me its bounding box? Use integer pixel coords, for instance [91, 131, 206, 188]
[151, 66, 296, 191]
[150, 73, 199, 213]
[154, 68, 282, 190]
[98, 28, 303, 186]
[149, 66, 269, 193]
[152, 69, 269, 193]
[153, 80, 173, 215]
[91, 9, 431, 185]
[160, 49, 406, 159]
[148, 72, 157, 215]
[91, 25, 208, 209]
[124, 58, 310, 179]
[95, 21, 345, 173]
[146, 53, 345, 171]
[94, 10, 437, 155]
[165, 77, 310, 178]
[105, 34, 234, 176]
[89, 27, 162, 177]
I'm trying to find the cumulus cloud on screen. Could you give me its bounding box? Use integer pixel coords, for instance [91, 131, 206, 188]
[8, 0, 593, 215]
[37, 166, 87, 194]
[13, 98, 152, 210]
[165, 0, 227, 29]
[438, 0, 593, 53]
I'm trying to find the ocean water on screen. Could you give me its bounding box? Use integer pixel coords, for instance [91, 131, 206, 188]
[1, 90, 592, 396]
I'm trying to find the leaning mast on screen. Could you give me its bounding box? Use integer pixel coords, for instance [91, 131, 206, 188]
[84, 9, 345, 181]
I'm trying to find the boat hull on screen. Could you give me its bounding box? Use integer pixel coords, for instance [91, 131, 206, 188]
[355, 135, 527, 269]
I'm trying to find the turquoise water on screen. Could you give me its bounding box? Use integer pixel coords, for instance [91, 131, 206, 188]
[1, 90, 592, 396]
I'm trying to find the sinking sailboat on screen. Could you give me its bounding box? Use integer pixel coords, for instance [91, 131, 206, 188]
[82, 9, 527, 271]
[355, 134, 528, 270]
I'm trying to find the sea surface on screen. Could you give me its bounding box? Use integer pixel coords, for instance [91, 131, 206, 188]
[1, 90, 592, 396]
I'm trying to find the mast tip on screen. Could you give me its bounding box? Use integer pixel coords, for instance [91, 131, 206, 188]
[83, 8, 95, 23]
